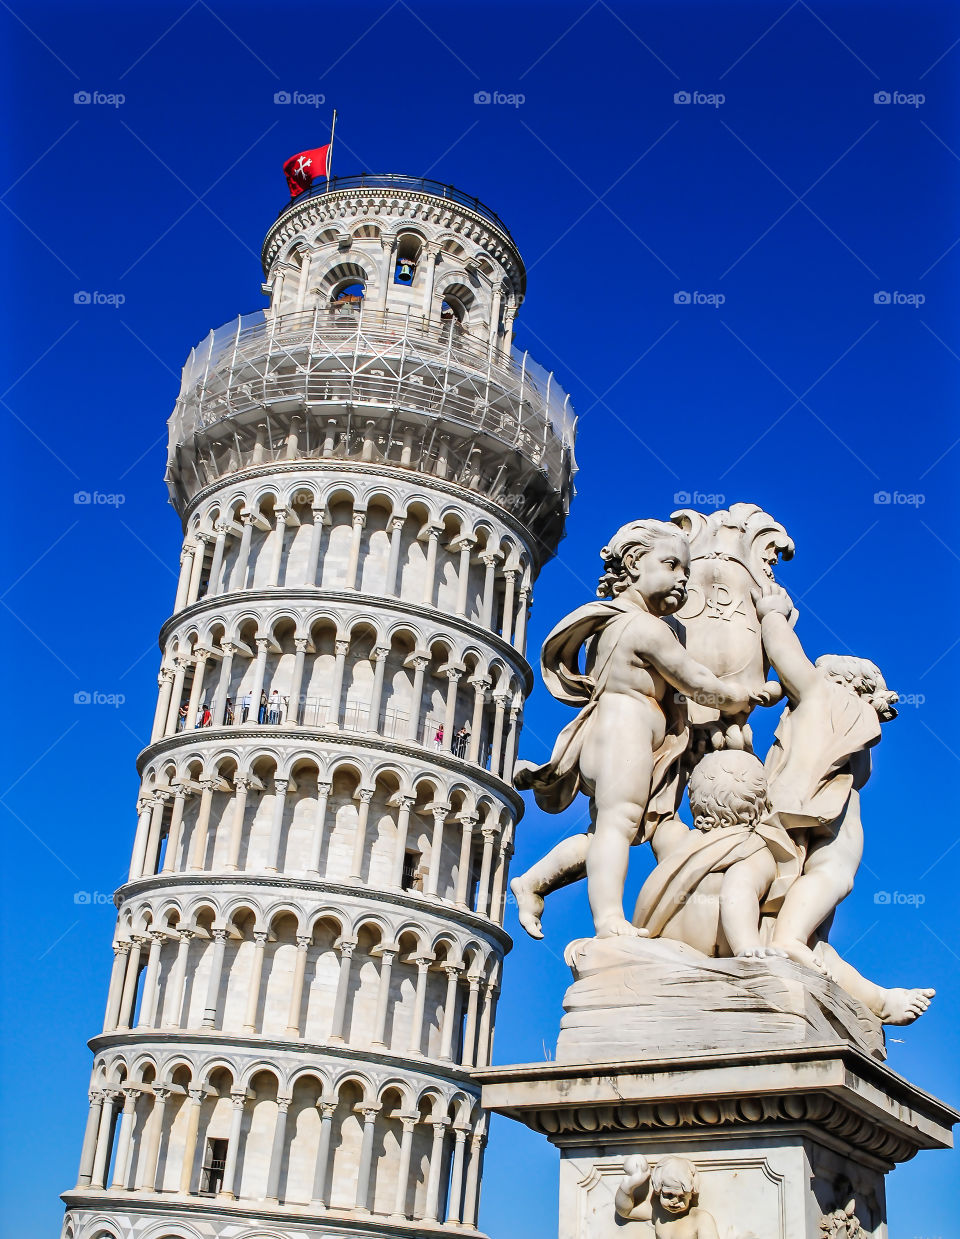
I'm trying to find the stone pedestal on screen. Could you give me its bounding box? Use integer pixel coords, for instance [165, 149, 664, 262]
[478, 941, 956, 1238]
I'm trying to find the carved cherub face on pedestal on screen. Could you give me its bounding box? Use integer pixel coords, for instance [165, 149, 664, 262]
[598, 520, 691, 616]
[615, 1154, 718, 1238]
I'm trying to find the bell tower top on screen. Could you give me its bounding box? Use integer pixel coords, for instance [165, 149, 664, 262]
[261, 172, 526, 341]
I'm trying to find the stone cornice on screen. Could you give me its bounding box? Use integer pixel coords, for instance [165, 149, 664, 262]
[477, 1042, 959, 1171]
[262, 184, 523, 288]
[137, 724, 526, 817]
[61, 1189, 485, 1238]
[157, 582, 535, 696]
[114, 870, 513, 954]
[179, 457, 545, 573]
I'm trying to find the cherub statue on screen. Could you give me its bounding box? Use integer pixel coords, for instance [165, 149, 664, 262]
[615, 1154, 719, 1239]
[634, 749, 935, 1024]
[756, 590, 901, 968]
[512, 519, 764, 939]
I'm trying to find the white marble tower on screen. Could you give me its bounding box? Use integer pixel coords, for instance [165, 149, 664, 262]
[61, 173, 576, 1239]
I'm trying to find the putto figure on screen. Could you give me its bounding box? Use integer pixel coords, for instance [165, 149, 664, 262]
[615, 1154, 719, 1238]
[512, 518, 764, 939]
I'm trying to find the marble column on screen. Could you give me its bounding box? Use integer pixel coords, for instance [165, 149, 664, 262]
[142, 1086, 170, 1192]
[329, 939, 357, 1042]
[474, 827, 498, 917]
[267, 508, 288, 586]
[389, 795, 416, 887]
[500, 569, 518, 643]
[188, 780, 216, 871]
[479, 552, 500, 628]
[420, 523, 441, 606]
[76, 1091, 105, 1186]
[371, 946, 396, 1047]
[206, 521, 229, 594]
[462, 1130, 486, 1228]
[162, 930, 193, 1028]
[110, 1087, 139, 1190]
[229, 512, 253, 590]
[201, 927, 229, 1028]
[242, 931, 268, 1032]
[161, 789, 189, 874]
[327, 638, 349, 727]
[285, 935, 311, 1037]
[225, 777, 248, 871]
[178, 1088, 205, 1193]
[287, 637, 309, 724]
[365, 646, 390, 732]
[152, 668, 175, 742]
[304, 506, 326, 587]
[265, 774, 290, 872]
[310, 1100, 337, 1206]
[439, 964, 462, 1060]
[90, 1089, 119, 1189]
[454, 537, 475, 616]
[384, 515, 405, 596]
[116, 936, 144, 1031]
[424, 1121, 448, 1222]
[102, 943, 129, 1032]
[405, 655, 429, 741]
[390, 1113, 419, 1219]
[490, 693, 510, 778]
[127, 800, 153, 884]
[409, 957, 430, 1055]
[165, 658, 188, 735]
[467, 677, 490, 763]
[454, 815, 478, 908]
[137, 931, 165, 1028]
[307, 780, 332, 876]
[211, 642, 236, 726]
[143, 790, 171, 877]
[344, 511, 366, 590]
[442, 667, 462, 750]
[186, 535, 206, 604]
[245, 638, 270, 723]
[264, 1097, 291, 1202]
[461, 976, 482, 1068]
[185, 649, 209, 724]
[425, 806, 448, 898]
[354, 1105, 380, 1211]
[445, 1125, 469, 1223]
[349, 788, 374, 880]
[173, 546, 193, 612]
[219, 1092, 246, 1199]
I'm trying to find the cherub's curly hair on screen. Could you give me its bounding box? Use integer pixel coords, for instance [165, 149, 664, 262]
[597, 519, 687, 598]
[651, 1156, 700, 1200]
[687, 750, 769, 832]
[815, 655, 898, 717]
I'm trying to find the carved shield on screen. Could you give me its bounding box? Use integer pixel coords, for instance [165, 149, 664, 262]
[671, 503, 794, 725]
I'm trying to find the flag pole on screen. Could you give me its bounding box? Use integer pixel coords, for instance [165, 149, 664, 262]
[326, 109, 337, 191]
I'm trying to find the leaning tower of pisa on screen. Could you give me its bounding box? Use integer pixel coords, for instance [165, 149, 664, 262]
[61, 173, 576, 1239]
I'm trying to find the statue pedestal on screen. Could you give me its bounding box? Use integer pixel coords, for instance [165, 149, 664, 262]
[478, 942, 956, 1238]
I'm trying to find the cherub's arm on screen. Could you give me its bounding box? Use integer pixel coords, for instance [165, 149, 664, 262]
[633, 615, 753, 713]
[615, 1155, 652, 1221]
[757, 608, 819, 700]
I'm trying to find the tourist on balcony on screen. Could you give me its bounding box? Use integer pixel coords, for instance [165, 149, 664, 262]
[177, 702, 188, 731]
[223, 697, 234, 725]
[200, 704, 212, 727]
[258, 690, 268, 724]
[268, 689, 282, 724]
[240, 692, 251, 723]
[434, 723, 444, 749]
[455, 723, 470, 758]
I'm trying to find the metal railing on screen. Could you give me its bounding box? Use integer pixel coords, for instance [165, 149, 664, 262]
[273, 173, 516, 241]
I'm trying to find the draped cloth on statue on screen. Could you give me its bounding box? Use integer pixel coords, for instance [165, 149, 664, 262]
[633, 819, 798, 938]
[513, 598, 689, 840]
[764, 682, 881, 831]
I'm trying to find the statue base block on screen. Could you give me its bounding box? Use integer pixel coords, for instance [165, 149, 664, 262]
[558, 936, 885, 1063]
[478, 1042, 956, 1238]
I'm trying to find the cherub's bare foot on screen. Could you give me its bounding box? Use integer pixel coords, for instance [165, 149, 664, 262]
[510, 876, 545, 940]
[737, 945, 788, 959]
[879, 987, 936, 1026]
[774, 937, 829, 974]
[595, 915, 650, 939]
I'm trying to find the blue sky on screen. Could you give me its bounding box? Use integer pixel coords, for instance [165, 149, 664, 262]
[3, 1, 959, 1235]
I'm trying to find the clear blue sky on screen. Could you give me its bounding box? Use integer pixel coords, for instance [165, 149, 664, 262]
[3, 1, 959, 1235]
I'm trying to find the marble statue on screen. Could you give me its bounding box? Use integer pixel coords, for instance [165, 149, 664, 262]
[614, 1155, 719, 1239]
[512, 504, 934, 1036]
[512, 518, 773, 939]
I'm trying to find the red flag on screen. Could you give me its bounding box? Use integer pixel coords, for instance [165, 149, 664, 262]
[283, 145, 331, 197]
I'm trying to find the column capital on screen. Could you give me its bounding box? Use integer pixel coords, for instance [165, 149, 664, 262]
[351, 511, 367, 528]
[187, 1086, 205, 1104]
[335, 638, 350, 656]
[153, 1085, 172, 1102]
[255, 636, 271, 651]
[481, 824, 501, 843]
[444, 665, 464, 683]
[211, 927, 229, 944]
[441, 962, 463, 979]
[158, 667, 176, 685]
[479, 549, 502, 566]
[459, 813, 479, 830]
[398, 1112, 419, 1132]
[213, 519, 232, 536]
[229, 1091, 247, 1108]
[274, 507, 289, 525]
[317, 780, 333, 796]
[389, 515, 406, 532]
[502, 565, 520, 580]
[233, 774, 250, 791]
[415, 955, 433, 971]
[431, 1118, 450, 1134]
[372, 645, 390, 662]
[357, 787, 375, 805]
[398, 793, 417, 809]
[466, 974, 482, 992]
[432, 804, 450, 822]
[294, 637, 309, 652]
[317, 1100, 337, 1119]
[470, 676, 492, 693]
[152, 788, 173, 805]
[337, 937, 358, 958]
[88, 1089, 104, 1105]
[276, 1096, 291, 1114]
[253, 930, 269, 946]
[220, 640, 239, 657]
[177, 928, 196, 943]
[356, 1104, 381, 1122]
[296, 935, 312, 950]
[114, 941, 131, 957]
[494, 691, 512, 707]
[452, 1124, 470, 1142]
